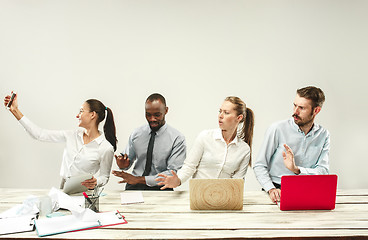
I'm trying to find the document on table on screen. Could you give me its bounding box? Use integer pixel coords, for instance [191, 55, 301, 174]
[120, 191, 144, 204]
[35, 214, 100, 237]
[34, 210, 127, 237]
[0, 215, 37, 235]
[63, 174, 92, 194]
[97, 210, 127, 227]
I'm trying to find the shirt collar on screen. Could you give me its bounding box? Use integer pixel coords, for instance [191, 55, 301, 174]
[214, 128, 240, 145]
[78, 129, 105, 145]
[146, 122, 168, 136]
[309, 123, 320, 135]
[289, 118, 320, 136]
[94, 133, 105, 144]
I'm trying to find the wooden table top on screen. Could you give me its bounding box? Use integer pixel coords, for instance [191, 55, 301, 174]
[0, 188, 367, 239]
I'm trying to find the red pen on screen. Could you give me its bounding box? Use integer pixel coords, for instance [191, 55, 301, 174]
[83, 192, 93, 205]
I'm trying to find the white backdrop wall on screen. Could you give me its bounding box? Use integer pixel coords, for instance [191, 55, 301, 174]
[0, 0, 367, 191]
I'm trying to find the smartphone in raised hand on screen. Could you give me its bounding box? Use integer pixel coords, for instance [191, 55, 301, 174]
[7, 92, 16, 108]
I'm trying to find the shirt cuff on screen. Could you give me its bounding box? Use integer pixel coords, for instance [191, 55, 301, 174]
[96, 177, 101, 187]
[264, 181, 276, 193]
[176, 172, 185, 185]
[18, 115, 28, 126]
[145, 175, 157, 187]
[299, 167, 308, 175]
[96, 176, 106, 187]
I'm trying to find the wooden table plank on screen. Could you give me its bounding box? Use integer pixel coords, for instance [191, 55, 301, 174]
[337, 189, 368, 196]
[2, 202, 367, 215]
[110, 212, 368, 230]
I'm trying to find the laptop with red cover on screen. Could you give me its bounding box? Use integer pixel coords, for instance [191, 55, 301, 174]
[279, 175, 338, 211]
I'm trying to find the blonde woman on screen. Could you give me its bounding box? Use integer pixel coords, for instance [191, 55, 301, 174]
[156, 96, 254, 189]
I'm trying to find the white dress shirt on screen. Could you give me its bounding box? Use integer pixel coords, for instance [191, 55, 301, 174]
[19, 116, 114, 187]
[177, 129, 250, 184]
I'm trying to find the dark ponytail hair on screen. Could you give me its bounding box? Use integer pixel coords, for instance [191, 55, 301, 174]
[86, 99, 117, 151]
[224, 96, 255, 165]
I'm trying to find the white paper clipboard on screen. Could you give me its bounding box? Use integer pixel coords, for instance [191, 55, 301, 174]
[34, 210, 127, 237]
[0, 214, 37, 235]
[63, 174, 92, 195]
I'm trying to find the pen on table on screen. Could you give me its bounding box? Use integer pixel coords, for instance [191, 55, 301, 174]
[90, 188, 103, 212]
[83, 192, 93, 205]
[90, 187, 104, 205]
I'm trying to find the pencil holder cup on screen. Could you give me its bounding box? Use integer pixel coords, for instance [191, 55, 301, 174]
[85, 195, 99, 212]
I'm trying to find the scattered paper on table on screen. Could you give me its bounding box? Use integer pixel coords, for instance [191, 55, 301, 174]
[120, 192, 144, 204]
[0, 215, 37, 235]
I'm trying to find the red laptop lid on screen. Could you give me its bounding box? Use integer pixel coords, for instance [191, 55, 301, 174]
[279, 175, 338, 211]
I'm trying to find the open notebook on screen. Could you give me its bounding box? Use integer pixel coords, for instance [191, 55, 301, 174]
[35, 210, 127, 237]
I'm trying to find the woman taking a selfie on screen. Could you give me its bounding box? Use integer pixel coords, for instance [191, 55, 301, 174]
[4, 92, 117, 190]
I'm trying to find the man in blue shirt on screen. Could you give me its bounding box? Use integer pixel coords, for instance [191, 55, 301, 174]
[253, 86, 330, 203]
[112, 93, 186, 190]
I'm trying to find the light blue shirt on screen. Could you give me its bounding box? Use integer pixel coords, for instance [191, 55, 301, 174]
[122, 123, 186, 186]
[253, 118, 330, 192]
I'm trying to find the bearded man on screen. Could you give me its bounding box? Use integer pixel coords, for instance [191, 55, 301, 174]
[253, 86, 330, 203]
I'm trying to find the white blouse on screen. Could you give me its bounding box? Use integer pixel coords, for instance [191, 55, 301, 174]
[177, 129, 250, 184]
[19, 116, 114, 187]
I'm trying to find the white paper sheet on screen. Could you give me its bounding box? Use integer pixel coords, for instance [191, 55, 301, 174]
[35, 215, 100, 237]
[120, 191, 144, 204]
[34, 210, 127, 237]
[48, 187, 98, 221]
[0, 215, 36, 235]
[0, 196, 39, 219]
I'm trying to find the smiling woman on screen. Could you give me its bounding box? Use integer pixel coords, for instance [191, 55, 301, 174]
[3, 92, 117, 192]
